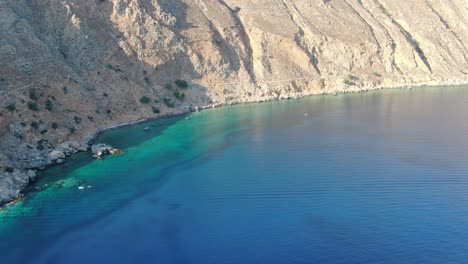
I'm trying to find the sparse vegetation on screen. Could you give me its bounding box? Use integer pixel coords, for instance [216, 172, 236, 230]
[63, 86, 68, 94]
[5, 103, 15, 112]
[5, 167, 14, 173]
[69, 127, 76, 134]
[174, 91, 185, 100]
[37, 139, 48, 151]
[45, 98, 54, 111]
[27, 101, 39, 111]
[164, 83, 172, 89]
[30, 121, 39, 130]
[73, 116, 82, 124]
[373, 72, 382, 77]
[140, 96, 151, 104]
[29, 88, 38, 100]
[103, 93, 109, 97]
[105, 63, 122, 72]
[144, 76, 151, 85]
[152, 106, 160, 114]
[51, 122, 59, 129]
[343, 74, 358, 86]
[175, 79, 188, 89]
[163, 97, 175, 108]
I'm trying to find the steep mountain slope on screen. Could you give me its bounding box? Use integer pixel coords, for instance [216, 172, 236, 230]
[0, 0, 467, 204]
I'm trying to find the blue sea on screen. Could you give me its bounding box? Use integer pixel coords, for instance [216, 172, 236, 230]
[1, 86, 467, 264]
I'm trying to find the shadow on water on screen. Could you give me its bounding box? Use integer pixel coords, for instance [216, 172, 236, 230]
[26, 115, 185, 190]
[94, 115, 186, 149]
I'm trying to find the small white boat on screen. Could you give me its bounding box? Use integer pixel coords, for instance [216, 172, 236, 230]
[78, 186, 85, 190]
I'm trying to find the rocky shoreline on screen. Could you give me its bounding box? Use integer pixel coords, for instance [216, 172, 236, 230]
[1, 80, 467, 207]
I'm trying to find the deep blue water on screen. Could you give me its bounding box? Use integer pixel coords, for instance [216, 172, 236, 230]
[1, 86, 468, 264]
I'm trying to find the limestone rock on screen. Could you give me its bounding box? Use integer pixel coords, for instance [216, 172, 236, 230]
[47, 150, 65, 162]
[0, 153, 12, 170]
[91, 144, 113, 155]
[27, 170, 37, 183]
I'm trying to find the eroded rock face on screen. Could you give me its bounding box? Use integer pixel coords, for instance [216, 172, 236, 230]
[0, 171, 30, 204]
[0, 153, 12, 170]
[0, 0, 467, 204]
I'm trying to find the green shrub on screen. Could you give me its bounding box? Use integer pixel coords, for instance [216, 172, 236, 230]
[140, 96, 151, 104]
[163, 97, 174, 108]
[73, 116, 82, 124]
[37, 139, 48, 151]
[174, 91, 185, 100]
[343, 74, 358, 86]
[27, 101, 39, 111]
[105, 64, 122, 72]
[5, 167, 14, 173]
[103, 93, 109, 97]
[5, 103, 15, 112]
[29, 88, 38, 100]
[152, 106, 160, 114]
[164, 83, 172, 89]
[45, 98, 54, 111]
[69, 127, 76, 134]
[51, 122, 59, 129]
[30, 121, 39, 130]
[144, 77, 151, 85]
[63, 86, 68, 94]
[175, 79, 188, 89]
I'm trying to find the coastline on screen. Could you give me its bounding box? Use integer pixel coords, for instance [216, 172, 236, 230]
[85, 78, 468, 146]
[2, 79, 468, 208]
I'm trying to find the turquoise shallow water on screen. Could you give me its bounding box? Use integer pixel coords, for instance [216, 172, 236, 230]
[1, 86, 468, 263]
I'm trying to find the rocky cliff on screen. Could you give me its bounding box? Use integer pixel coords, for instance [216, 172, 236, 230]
[0, 0, 467, 204]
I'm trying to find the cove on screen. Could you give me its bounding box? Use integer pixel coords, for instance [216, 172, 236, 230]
[1, 86, 467, 264]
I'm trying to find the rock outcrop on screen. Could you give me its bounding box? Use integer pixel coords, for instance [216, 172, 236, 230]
[0, 0, 467, 204]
